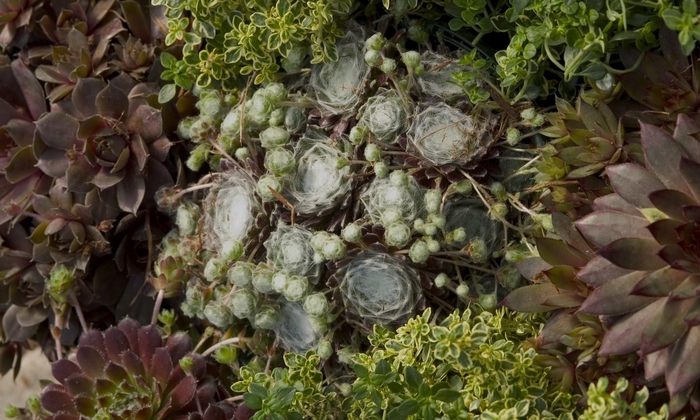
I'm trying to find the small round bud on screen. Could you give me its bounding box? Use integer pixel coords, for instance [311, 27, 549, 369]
[47, 264, 73, 303]
[538, 214, 554, 231]
[380, 58, 397, 74]
[235, 147, 251, 161]
[322, 235, 346, 260]
[499, 266, 521, 290]
[285, 106, 307, 133]
[409, 240, 430, 263]
[255, 305, 281, 329]
[520, 108, 536, 121]
[229, 289, 257, 318]
[283, 275, 308, 301]
[364, 143, 381, 162]
[452, 228, 467, 243]
[424, 190, 442, 214]
[272, 271, 290, 293]
[176, 203, 199, 236]
[203, 257, 227, 282]
[434, 273, 450, 288]
[317, 340, 332, 359]
[179, 356, 194, 373]
[381, 208, 402, 226]
[423, 223, 437, 236]
[27, 395, 40, 414]
[309, 316, 328, 334]
[264, 147, 295, 176]
[366, 33, 384, 51]
[313, 252, 325, 264]
[428, 213, 446, 229]
[260, 126, 290, 148]
[426, 238, 441, 253]
[413, 218, 425, 231]
[186, 144, 209, 171]
[414, 64, 425, 75]
[364, 49, 381, 67]
[252, 264, 275, 293]
[505, 248, 528, 263]
[226, 261, 255, 287]
[531, 114, 545, 127]
[261, 82, 287, 103]
[213, 346, 237, 365]
[349, 125, 366, 144]
[304, 293, 329, 317]
[256, 175, 283, 202]
[490, 182, 507, 201]
[5, 405, 19, 418]
[407, 22, 429, 42]
[311, 231, 331, 252]
[221, 107, 243, 135]
[506, 127, 521, 146]
[269, 108, 285, 126]
[451, 180, 473, 195]
[223, 240, 244, 262]
[177, 117, 196, 140]
[389, 170, 408, 187]
[385, 222, 411, 248]
[490, 203, 508, 219]
[335, 156, 349, 169]
[467, 238, 488, 263]
[342, 223, 362, 243]
[401, 51, 421, 69]
[338, 383, 353, 397]
[337, 347, 355, 364]
[456, 284, 469, 298]
[478, 293, 498, 310]
[204, 301, 233, 328]
[374, 161, 389, 178]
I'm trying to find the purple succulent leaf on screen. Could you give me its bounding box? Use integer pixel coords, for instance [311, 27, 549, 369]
[92, 166, 125, 189]
[121, 349, 146, 378]
[143, 157, 174, 206]
[666, 325, 700, 396]
[543, 266, 578, 290]
[95, 377, 118, 395]
[51, 359, 82, 385]
[5, 119, 36, 148]
[76, 345, 106, 379]
[64, 373, 95, 396]
[151, 347, 172, 389]
[96, 82, 129, 119]
[631, 267, 689, 297]
[14, 305, 48, 327]
[598, 237, 667, 271]
[672, 114, 700, 163]
[10, 59, 46, 121]
[605, 163, 665, 209]
[169, 375, 197, 411]
[6, 145, 38, 183]
[105, 361, 129, 384]
[576, 210, 652, 248]
[513, 257, 552, 280]
[540, 312, 581, 346]
[36, 112, 80, 150]
[127, 105, 162, 141]
[684, 299, 700, 326]
[648, 189, 697, 221]
[87, 0, 116, 31]
[116, 160, 145, 213]
[45, 218, 67, 235]
[579, 271, 653, 315]
[647, 219, 684, 245]
[203, 404, 228, 420]
[682, 205, 700, 221]
[131, 133, 148, 172]
[92, 18, 125, 63]
[551, 212, 594, 255]
[120, 0, 151, 43]
[41, 384, 78, 414]
[37, 147, 70, 178]
[499, 283, 561, 313]
[72, 78, 106, 118]
[641, 297, 693, 355]
[148, 136, 173, 162]
[679, 158, 700, 202]
[598, 297, 664, 356]
[643, 347, 669, 381]
[137, 326, 163, 371]
[104, 326, 130, 363]
[640, 123, 693, 197]
[542, 292, 585, 308]
[658, 244, 689, 268]
[535, 237, 588, 268]
[669, 275, 700, 300]
[79, 330, 108, 358]
[74, 396, 97, 417]
[165, 333, 193, 363]
[0, 98, 24, 126]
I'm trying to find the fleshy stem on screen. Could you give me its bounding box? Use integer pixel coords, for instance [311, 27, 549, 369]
[201, 337, 250, 357]
[151, 289, 165, 326]
[70, 290, 88, 331]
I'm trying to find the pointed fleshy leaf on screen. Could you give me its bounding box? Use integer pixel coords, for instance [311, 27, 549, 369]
[606, 163, 665, 209]
[648, 189, 697, 221]
[579, 271, 653, 315]
[41, 386, 77, 414]
[169, 375, 196, 410]
[131, 134, 149, 172]
[666, 326, 700, 396]
[127, 105, 162, 141]
[96, 82, 129, 119]
[640, 123, 692, 196]
[644, 348, 669, 381]
[151, 347, 173, 389]
[648, 219, 684, 245]
[599, 298, 664, 356]
[552, 211, 593, 254]
[36, 112, 79, 150]
[165, 333, 192, 363]
[116, 162, 145, 214]
[105, 362, 129, 384]
[121, 350, 145, 378]
[37, 147, 70, 178]
[577, 255, 633, 287]
[121, 0, 151, 43]
[535, 237, 587, 268]
[11, 59, 46, 120]
[679, 158, 700, 202]
[542, 292, 585, 308]
[51, 359, 81, 385]
[598, 237, 666, 271]
[514, 257, 552, 280]
[669, 275, 700, 300]
[631, 267, 689, 297]
[72, 78, 105, 117]
[673, 114, 700, 163]
[6, 145, 38, 183]
[76, 345, 106, 379]
[500, 284, 560, 313]
[104, 326, 130, 363]
[543, 265, 578, 290]
[684, 299, 700, 326]
[576, 211, 652, 248]
[79, 330, 107, 357]
[641, 297, 693, 355]
[137, 325, 162, 369]
[65, 373, 94, 396]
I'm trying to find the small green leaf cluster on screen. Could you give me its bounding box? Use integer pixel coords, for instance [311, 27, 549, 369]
[346, 306, 579, 419]
[447, 0, 685, 100]
[153, 0, 357, 92]
[231, 351, 342, 420]
[579, 377, 669, 420]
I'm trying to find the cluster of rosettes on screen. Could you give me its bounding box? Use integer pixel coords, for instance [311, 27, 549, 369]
[159, 28, 536, 356]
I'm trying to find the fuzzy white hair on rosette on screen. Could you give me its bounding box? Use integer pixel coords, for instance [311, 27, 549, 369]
[274, 299, 323, 353]
[358, 89, 410, 143]
[264, 223, 321, 284]
[443, 198, 501, 253]
[361, 174, 425, 225]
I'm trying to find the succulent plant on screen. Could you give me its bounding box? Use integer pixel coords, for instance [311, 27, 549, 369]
[39, 318, 234, 419]
[0, 0, 44, 51]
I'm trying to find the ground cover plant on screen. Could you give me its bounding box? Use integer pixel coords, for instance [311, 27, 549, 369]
[1, 0, 699, 419]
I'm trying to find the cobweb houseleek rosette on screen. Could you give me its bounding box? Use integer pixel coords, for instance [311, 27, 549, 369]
[357, 89, 410, 143]
[264, 224, 321, 284]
